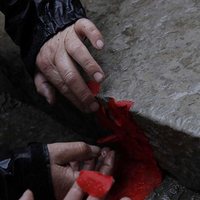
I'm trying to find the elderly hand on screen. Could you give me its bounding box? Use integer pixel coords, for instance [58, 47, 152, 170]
[19, 145, 131, 200]
[19, 142, 100, 200]
[35, 18, 104, 112]
[48, 142, 101, 200]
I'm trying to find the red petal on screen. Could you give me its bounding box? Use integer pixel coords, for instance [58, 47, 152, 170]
[77, 170, 114, 198]
[87, 81, 100, 96]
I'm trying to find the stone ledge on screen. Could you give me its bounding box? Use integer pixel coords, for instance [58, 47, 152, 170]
[83, 0, 200, 191]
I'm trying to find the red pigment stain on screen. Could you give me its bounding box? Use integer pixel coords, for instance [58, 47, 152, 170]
[88, 81, 162, 200]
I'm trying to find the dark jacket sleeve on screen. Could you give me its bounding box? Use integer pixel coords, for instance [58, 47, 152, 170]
[0, 143, 55, 200]
[0, 0, 86, 75]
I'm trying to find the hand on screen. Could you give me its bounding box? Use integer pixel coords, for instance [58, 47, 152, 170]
[48, 142, 101, 200]
[19, 146, 131, 200]
[35, 18, 105, 112]
[63, 148, 131, 200]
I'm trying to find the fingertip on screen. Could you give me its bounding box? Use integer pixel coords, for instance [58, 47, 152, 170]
[46, 92, 56, 105]
[42, 84, 56, 105]
[96, 39, 104, 49]
[93, 72, 104, 83]
[89, 145, 101, 156]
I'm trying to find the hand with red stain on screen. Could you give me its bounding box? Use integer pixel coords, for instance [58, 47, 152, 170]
[19, 146, 130, 200]
[63, 148, 131, 200]
[35, 18, 105, 113]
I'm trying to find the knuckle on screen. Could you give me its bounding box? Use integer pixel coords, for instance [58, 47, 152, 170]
[67, 43, 83, 56]
[76, 142, 90, 153]
[83, 59, 96, 73]
[63, 71, 77, 85]
[36, 56, 51, 72]
[79, 89, 92, 104]
[40, 64, 51, 74]
[58, 82, 69, 94]
[75, 18, 87, 27]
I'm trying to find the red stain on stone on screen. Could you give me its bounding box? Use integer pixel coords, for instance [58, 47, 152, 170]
[88, 81, 162, 200]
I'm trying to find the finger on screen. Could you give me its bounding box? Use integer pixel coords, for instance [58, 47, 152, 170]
[37, 53, 85, 111]
[63, 182, 84, 200]
[51, 165, 78, 200]
[64, 31, 104, 83]
[75, 18, 104, 50]
[70, 161, 80, 171]
[48, 142, 100, 165]
[34, 71, 56, 105]
[98, 151, 115, 175]
[54, 49, 99, 112]
[19, 190, 34, 200]
[95, 148, 110, 171]
[87, 151, 115, 200]
[82, 159, 95, 170]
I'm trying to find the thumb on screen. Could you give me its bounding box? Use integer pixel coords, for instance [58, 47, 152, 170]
[19, 190, 34, 200]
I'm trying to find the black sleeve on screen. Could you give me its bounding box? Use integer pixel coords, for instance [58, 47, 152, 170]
[0, 143, 55, 200]
[0, 0, 86, 75]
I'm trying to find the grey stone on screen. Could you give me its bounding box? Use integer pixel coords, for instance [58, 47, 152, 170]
[1, 0, 200, 196]
[147, 177, 200, 200]
[82, 0, 200, 191]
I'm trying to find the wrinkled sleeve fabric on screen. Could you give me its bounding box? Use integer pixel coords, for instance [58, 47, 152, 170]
[0, 143, 55, 200]
[0, 0, 86, 75]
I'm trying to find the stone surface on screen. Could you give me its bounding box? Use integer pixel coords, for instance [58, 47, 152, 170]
[1, 1, 200, 197]
[82, 0, 200, 191]
[147, 177, 200, 200]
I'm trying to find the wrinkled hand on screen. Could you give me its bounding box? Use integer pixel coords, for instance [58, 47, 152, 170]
[19, 145, 131, 200]
[35, 18, 105, 112]
[48, 142, 101, 200]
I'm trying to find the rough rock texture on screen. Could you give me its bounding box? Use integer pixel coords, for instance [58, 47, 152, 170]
[0, 1, 200, 198]
[147, 177, 200, 200]
[82, 0, 200, 191]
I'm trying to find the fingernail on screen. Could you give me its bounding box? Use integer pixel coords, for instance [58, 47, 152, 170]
[90, 145, 101, 156]
[101, 148, 110, 158]
[94, 72, 104, 82]
[89, 102, 99, 112]
[96, 40, 104, 49]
